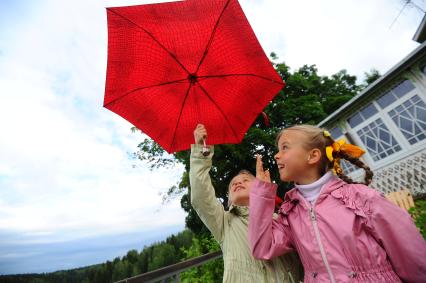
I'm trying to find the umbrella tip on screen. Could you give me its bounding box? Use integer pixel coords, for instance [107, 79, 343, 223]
[187, 73, 198, 84]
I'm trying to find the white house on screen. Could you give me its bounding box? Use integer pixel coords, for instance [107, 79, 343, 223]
[318, 22, 426, 198]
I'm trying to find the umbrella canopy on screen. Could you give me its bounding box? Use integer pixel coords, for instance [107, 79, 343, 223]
[104, 0, 284, 153]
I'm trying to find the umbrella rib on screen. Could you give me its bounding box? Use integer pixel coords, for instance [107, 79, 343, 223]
[104, 78, 188, 107]
[195, 0, 231, 73]
[169, 84, 193, 152]
[196, 82, 240, 142]
[107, 8, 190, 74]
[198, 73, 284, 85]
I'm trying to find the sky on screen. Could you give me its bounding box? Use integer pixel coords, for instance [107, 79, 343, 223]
[0, 0, 424, 275]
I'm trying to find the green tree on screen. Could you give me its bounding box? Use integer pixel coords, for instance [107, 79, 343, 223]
[112, 260, 130, 282]
[362, 68, 381, 87]
[180, 234, 223, 283]
[148, 243, 178, 271]
[125, 249, 139, 265]
[137, 248, 150, 273]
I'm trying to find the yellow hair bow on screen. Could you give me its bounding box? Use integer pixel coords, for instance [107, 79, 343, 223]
[323, 130, 331, 137]
[326, 139, 365, 174]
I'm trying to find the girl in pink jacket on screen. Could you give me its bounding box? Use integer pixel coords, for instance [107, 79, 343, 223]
[248, 124, 426, 283]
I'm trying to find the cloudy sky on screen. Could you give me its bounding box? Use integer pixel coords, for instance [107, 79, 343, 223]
[0, 0, 423, 275]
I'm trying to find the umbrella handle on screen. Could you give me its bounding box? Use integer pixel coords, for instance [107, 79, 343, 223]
[202, 139, 210, 156]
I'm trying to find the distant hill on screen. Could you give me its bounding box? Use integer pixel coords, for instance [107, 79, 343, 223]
[0, 230, 194, 283]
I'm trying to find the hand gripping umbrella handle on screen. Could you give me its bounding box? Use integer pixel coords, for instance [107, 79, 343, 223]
[202, 139, 210, 156]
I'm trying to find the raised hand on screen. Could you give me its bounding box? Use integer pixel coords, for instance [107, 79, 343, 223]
[193, 124, 207, 145]
[256, 154, 271, 183]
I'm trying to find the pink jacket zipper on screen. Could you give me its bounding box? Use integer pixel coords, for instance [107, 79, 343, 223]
[299, 191, 336, 283]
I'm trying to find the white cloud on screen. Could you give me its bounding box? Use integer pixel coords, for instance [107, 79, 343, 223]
[0, 0, 186, 247]
[0, 69, 185, 242]
[240, 0, 422, 79]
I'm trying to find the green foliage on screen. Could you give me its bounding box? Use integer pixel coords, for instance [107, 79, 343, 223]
[111, 260, 129, 282]
[148, 244, 177, 271]
[180, 234, 223, 283]
[408, 199, 426, 239]
[132, 136, 180, 171]
[362, 68, 381, 87]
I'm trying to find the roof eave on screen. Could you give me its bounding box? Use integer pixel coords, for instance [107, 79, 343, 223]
[413, 13, 426, 43]
[318, 41, 426, 128]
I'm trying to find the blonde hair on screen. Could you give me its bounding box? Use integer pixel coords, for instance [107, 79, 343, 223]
[227, 170, 255, 208]
[276, 124, 373, 185]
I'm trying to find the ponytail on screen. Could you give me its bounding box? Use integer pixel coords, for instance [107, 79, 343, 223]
[324, 133, 373, 185]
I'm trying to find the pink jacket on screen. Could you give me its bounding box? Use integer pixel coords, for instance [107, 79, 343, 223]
[248, 177, 426, 283]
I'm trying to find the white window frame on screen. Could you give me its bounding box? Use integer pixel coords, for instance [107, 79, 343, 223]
[343, 77, 425, 170]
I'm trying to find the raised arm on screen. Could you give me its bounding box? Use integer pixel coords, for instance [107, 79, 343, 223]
[248, 156, 294, 260]
[189, 124, 225, 243]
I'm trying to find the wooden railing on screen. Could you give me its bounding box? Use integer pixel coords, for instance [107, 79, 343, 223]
[114, 251, 222, 283]
[385, 189, 415, 210]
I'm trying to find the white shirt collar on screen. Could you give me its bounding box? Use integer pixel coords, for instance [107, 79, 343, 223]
[295, 171, 334, 203]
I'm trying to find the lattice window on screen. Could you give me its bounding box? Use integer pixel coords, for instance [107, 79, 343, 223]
[347, 103, 378, 128]
[329, 126, 343, 138]
[388, 95, 426, 145]
[356, 118, 402, 161]
[376, 79, 415, 109]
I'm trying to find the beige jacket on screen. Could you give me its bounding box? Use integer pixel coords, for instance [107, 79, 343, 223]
[190, 144, 303, 283]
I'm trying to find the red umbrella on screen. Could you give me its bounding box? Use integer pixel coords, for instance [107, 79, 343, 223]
[104, 0, 284, 153]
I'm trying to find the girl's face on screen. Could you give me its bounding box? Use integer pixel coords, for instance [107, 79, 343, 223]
[274, 130, 312, 183]
[229, 173, 254, 206]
